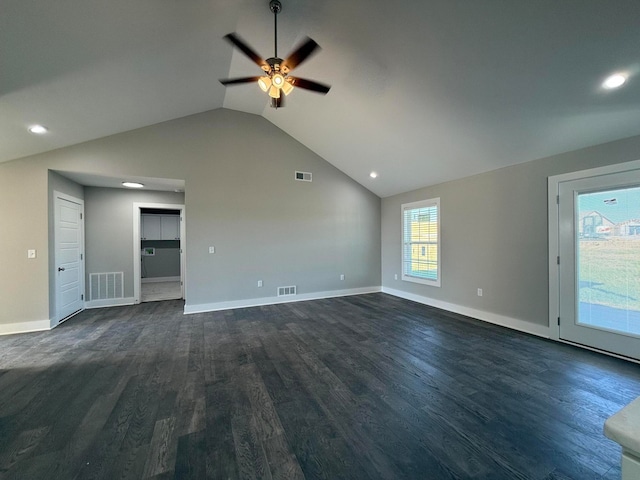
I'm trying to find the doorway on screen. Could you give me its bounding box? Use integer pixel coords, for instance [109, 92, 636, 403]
[133, 202, 185, 303]
[54, 192, 85, 323]
[550, 161, 640, 361]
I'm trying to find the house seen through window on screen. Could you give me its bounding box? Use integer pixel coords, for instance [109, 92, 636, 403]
[402, 197, 440, 287]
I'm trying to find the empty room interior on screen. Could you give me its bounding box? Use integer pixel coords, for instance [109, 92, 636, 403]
[2, 1, 640, 479]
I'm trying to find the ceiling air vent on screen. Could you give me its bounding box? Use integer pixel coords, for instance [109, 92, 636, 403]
[295, 171, 312, 182]
[278, 285, 297, 297]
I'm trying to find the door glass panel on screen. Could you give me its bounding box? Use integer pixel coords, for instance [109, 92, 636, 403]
[577, 186, 640, 337]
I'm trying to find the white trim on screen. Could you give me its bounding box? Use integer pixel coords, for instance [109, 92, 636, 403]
[0, 319, 51, 336]
[548, 176, 561, 341]
[133, 202, 185, 304]
[85, 297, 136, 309]
[184, 287, 382, 315]
[141, 276, 181, 284]
[548, 158, 640, 342]
[382, 287, 550, 338]
[401, 197, 441, 288]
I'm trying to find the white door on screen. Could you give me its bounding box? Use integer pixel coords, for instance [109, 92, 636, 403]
[55, 194, 85, 322]
[558, 170, 640, 360]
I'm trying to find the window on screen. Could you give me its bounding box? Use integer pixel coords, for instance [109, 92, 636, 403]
[402, 198, 440, 286]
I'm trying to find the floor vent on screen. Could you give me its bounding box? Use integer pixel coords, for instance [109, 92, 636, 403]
[295, 171, 312, 182]
[90, 272, 124, 301]
[278, 285, 297, 297]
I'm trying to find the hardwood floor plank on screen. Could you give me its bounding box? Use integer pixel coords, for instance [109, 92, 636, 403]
[231, 414, 272, 480]
[0, 425, 50, 474]
[174, 431, 206, 479]
[73, 374, 146, 479]
[142, 417, 177, 478]
[262, 433, 305, 480]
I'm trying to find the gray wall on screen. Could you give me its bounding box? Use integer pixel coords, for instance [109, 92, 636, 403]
[84, 188, 185, 298]
[0, 108, 381, 327]
[381, 134, 640, 330]
[141, 240, 180, 279]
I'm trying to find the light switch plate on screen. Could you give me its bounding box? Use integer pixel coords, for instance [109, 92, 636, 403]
[27, 249, 37, 259]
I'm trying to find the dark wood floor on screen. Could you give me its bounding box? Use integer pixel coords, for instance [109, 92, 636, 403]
[1, 294, 639, 479]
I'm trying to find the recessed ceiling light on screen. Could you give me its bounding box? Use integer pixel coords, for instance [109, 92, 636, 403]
[370, 171, 378, 178]
[603, 73, 627, 89]
[122, 182, 144, 188]
[28, 124, 48, 134]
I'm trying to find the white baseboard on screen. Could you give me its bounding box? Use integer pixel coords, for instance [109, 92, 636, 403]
[1, 289, 550, 340]
[0, 319, 51, 336]
[85, 297, 136, 309]
[382, 287, 550, 338]
[184, 286, 382, 315]
[141, 276, 180, 284]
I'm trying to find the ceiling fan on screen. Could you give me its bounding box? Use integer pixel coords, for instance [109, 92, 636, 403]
[219, 0, 331, 108]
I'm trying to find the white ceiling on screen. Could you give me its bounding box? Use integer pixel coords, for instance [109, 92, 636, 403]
[3, 0, 640, 197]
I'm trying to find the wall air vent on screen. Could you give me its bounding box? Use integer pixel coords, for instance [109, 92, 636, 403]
[295, 171, 312, 182]
[277, 285, 297, 297]
[90, 272, 124, 301]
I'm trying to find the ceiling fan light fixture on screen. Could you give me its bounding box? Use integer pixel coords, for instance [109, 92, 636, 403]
[281, 80, 294, 95]
[258, 76, 272, 92]
[268, 85, 281, 98]
[272, 73, 285, 87]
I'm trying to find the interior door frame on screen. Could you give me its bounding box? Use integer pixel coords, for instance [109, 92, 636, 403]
[53, 191, 85, 324]
[132, 202, 186, 304]
[548, 158, 640, 345]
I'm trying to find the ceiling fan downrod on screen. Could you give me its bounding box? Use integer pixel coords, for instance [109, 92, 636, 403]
[269, 0, 282, 58]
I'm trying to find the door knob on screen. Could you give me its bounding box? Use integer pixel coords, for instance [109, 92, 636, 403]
[58, 267, 65, 272]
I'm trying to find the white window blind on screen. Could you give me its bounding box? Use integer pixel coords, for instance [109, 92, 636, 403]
[402, 198, 440, 287]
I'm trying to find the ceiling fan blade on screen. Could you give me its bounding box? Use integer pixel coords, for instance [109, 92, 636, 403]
[219, 76, 261, 86]
[223, 33, 267, 68]
[288, 77, 331, 94]
[282, 37, 320, 71]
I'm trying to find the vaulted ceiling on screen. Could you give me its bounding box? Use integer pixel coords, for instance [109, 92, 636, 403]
[2, 0, 640, 197]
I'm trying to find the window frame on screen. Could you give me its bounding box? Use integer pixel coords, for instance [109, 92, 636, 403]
[401, 197, 441, 287]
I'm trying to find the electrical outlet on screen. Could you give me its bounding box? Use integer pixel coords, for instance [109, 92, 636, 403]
[258, 280, 263, 287]
[477, 288, 483, 297]
[394, 274, 398, 280]
[209, 246, 215, 254]
[340, 274, 345, 281]
[27, 249, 37, 259]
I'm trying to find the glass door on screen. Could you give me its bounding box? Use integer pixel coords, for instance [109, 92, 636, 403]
[558, 170, 640, 360]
